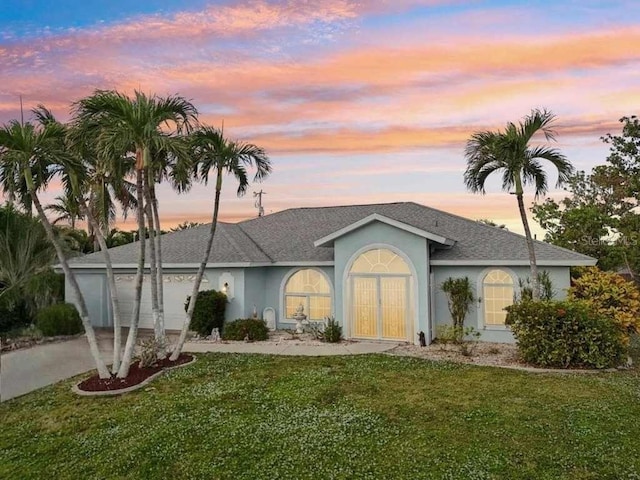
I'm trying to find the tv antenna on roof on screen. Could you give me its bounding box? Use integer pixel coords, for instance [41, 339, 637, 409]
[253, 190, 266, 217]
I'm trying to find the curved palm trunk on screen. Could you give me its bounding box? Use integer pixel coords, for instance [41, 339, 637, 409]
[143, 168, 162, 347]
[150, 181, 165, 343]
[117, 168, 146, 378]
[25, 170, 110, 378]
[80, 199, 122, 373]
[515, 176, 540, 300]
[170, 170, 223, 360]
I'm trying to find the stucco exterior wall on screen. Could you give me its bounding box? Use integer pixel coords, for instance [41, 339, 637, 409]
[431, 265, 572, 343]
[250, 265, 335, 329]
[65, 271, 110, 327]
[333, 221, 429, 345]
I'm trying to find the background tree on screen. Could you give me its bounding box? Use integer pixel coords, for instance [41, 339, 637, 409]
[171, 126, 271, 360]
[464, 109, 573, 299]
[532, 116, 640, 280]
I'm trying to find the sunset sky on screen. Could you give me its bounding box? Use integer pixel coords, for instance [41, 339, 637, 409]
[1, 0, 639, 235]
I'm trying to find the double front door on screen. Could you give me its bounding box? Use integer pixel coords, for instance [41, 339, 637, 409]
[351, 275, 409, 341]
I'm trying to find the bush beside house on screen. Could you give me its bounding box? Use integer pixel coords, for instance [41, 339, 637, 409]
[184, 290, 227, 336]
[568, 267, 640, 342]
[506, 300, 625, 369]
[222, 318, 269, 341]
[36, 303, 83, 336]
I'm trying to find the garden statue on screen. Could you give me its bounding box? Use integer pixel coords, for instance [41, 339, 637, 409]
[293, 303, 307, 334]
[210, 327, 220, 342]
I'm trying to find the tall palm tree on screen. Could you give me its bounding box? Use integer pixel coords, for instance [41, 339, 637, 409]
[171, 126, 271, 360]
[0, 108, 111, 378]
[71, 90, 197, 377]
[464, 109, 573, 299]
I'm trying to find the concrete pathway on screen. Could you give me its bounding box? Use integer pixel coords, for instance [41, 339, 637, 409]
[1, 336, 113, 402]
[1, 337, 396, 402]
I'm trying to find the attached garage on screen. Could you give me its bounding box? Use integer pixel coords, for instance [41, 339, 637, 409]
[115, 274, 210, 331]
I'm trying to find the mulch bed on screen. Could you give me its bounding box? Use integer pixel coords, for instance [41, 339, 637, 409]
[77, 353, 194, 392]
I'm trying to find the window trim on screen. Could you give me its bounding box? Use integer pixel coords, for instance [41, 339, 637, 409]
[477, 267, 517, 330]
[279, 268, 334, 323]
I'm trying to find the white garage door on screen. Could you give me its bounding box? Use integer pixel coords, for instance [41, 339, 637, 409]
[115, 274, 210, 330]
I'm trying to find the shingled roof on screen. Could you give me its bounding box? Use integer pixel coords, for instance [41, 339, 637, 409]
[69, 202, 595, 266]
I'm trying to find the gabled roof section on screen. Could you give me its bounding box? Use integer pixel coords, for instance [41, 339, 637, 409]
[313, 213, 455, 247]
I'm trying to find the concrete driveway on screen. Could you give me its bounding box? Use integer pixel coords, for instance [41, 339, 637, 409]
[1, 336, 113, 402]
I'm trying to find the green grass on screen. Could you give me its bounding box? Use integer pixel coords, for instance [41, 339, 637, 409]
[2, 354, 640, 479]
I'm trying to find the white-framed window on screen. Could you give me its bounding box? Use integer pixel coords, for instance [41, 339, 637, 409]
[482, 269, 515, 326]
[284, 269, 332, 321]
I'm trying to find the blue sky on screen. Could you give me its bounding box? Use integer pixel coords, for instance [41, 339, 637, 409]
[1, 0, 639, 233]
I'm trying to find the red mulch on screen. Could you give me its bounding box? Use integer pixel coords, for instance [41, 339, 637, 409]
[77, 353, 194, 392]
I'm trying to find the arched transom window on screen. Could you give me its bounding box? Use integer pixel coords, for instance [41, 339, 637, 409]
[350, 248, 411, 274]
[483, 269, 514, 326]
[284, 269, 332, 320]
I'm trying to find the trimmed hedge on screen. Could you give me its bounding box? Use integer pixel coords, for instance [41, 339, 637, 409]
[222, 318, 269, 341]
[506, 300, 625, 369]
[185, 290, 227, 336]
[36, 303, 83, 337]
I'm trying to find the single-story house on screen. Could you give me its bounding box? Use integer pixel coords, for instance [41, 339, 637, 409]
[66, 202, 596, 344]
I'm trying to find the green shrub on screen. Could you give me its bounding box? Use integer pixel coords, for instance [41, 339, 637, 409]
[568, 267, 640, 341]
[506, 300, 625, 369]
[185, 290, 227, 336]
[323, 317, 342, 343]
[222, 318, 269, 341]
[36, 303, 83, 337]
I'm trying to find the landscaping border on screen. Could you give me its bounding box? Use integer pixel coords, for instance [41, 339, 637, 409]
[72, 355, 197, 397]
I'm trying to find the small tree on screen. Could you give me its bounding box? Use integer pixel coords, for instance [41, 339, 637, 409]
[441, 277, 475, 343]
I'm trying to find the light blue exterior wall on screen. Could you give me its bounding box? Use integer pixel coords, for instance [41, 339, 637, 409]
[431, 265, 571, 343]
[333, 221, 429, 344]
[65, 271, 110, 327]
[245, 266, 336, 328]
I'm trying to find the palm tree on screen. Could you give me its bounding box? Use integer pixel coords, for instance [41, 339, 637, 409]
[0, 204, 59, 318]
[46, 194, 83, 229]
[71, 90, 197, 377]
[0, 108, 111, 378]
[464, 109, 573, 299]
[171, 126, 271, 360]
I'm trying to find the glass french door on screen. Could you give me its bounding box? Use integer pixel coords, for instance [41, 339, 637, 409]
[351, 275, 409, 340]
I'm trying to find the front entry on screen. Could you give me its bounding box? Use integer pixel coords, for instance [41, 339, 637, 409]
[348, 248, 412, 341]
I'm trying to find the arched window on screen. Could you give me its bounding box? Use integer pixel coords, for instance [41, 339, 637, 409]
[284, 269, 332, 321]
[349, 248, 411, 274]
[483, 269, 514, 326]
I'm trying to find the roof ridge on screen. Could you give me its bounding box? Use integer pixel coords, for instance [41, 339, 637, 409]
[232, 223, 275, 263]
[218, 224, 252, 262]
[238, 201, 411, 222]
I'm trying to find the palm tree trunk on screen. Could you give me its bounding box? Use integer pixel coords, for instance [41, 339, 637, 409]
[515, 176, 540, 300]
[25, 169, 110, 379]
[149, 180, 165, 343]
[80, 199, 122, 374]
[170, 169, 223, 360]
[117, 168, 146, 378]
[143, 167, 162, 347]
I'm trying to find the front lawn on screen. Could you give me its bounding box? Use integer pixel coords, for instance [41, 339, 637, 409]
[1, 354, 639, 479]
